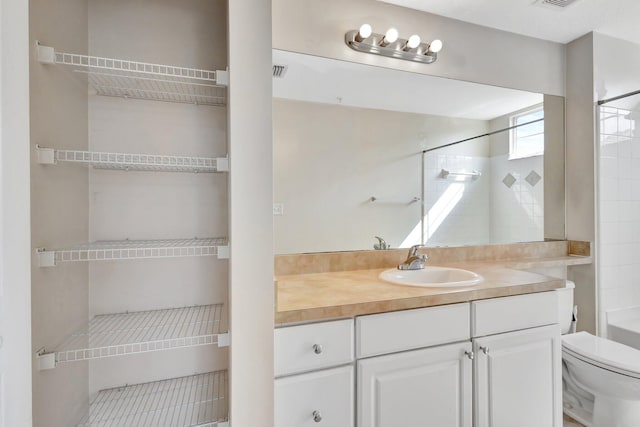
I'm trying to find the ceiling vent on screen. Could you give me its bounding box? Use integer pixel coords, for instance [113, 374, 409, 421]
[273, 64, 288, 78]
[535, 0, 581, 9]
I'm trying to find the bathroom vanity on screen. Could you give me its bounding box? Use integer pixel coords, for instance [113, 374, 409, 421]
[273, 242, 591, 427]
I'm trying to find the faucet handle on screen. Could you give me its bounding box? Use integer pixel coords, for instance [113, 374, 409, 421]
[408, 244, 424, 257]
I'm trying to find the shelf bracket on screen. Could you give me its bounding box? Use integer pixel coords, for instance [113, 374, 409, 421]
[35, 145, 56, 165]
[36, 248, 56, 267]
[36, 42, 56, 64]
[218, 332, 230, 348]
[36, 348, 56, 370]
[216, 69, 229, 87]
[216, 156, 229, 172]
[217, 245, 230, 259]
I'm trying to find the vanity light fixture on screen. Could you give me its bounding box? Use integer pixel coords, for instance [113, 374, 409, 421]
[345, 25, 442, 64]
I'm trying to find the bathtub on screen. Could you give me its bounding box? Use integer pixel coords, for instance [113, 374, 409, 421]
[607, 306, 640, 350]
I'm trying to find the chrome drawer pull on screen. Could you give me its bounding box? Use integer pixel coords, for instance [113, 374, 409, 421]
[312, 344, 324, 354]
[313, 410, 323, 422]
[465, 350, 474, 360]
[480, 346, 489, 355]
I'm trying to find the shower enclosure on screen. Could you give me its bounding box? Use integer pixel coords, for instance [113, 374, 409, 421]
[597, 90, 640, 334]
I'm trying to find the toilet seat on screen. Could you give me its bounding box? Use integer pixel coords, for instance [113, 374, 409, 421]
[562, 332, 640, 379]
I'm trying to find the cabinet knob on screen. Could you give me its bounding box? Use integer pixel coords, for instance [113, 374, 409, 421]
[312, 344, 324, 354]
[465, 350, 474, 360]
[480, 346, 489, 355]
[312, 410, 323, 422]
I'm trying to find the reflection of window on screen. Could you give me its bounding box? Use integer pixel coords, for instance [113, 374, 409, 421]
[510, 106, 544, 160]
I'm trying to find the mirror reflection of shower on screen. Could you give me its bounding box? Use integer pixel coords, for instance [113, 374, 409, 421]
[416, 111, 545, 247]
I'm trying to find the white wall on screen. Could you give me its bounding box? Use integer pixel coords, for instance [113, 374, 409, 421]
[544, 95, 566, 241]
[86, 0, 229, 393]
[565, 33, 597, 334]
[593, 33, 640, 336]
[29, 0, 89, 424]
[228, 0, 274, 426]
[273, 0, 566, 96]
[0, 0, 32, 425]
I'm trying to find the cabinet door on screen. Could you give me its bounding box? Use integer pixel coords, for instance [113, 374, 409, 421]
[474, 324, 562, 427]
[275, 365, 354, 427]
[358, 341, 472, 427]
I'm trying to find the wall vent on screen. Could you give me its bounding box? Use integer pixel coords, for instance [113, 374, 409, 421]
[535, 0, 581, 9]
[273, 64, 288, 78]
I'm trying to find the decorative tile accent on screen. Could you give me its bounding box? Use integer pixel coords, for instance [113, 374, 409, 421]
[526, 170, 542, 187]
[502, 173, 517, 188]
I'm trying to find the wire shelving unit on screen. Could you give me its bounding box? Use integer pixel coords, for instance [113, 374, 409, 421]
[36, 43, 228, 106]
[36, 238, 229, 267]
[37, 304, 228, 369]
[36, 146, 229, 173]
[77, 370, 228, 427]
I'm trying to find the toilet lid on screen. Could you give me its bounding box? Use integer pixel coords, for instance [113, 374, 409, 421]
[562, 332, 640, 378]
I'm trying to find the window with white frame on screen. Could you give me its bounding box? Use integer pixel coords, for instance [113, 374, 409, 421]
[509, 106, 544, 160]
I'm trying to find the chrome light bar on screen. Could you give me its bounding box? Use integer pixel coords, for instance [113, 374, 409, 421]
[345, 27, 442, 65]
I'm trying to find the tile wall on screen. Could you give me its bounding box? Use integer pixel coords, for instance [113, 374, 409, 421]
[423, 152, 544, 247]
[490, 154, 544, 244]
[598, 103, 640, 334]
[423, 154, 490, 246]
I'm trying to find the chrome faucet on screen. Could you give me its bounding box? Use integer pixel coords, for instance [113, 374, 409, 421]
[374, 236, 390, 250]
[398, 244, 427, 270]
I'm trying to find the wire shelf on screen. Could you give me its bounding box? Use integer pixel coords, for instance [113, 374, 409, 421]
[36, 146, 228, 173]
[45, 304, 226, 366]
[37, 43, 227, 106]
[37, 238, 229, 267]
[77, 371, 228, 427]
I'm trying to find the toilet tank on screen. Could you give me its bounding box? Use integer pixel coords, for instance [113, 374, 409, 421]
[556, 280, 575, 334]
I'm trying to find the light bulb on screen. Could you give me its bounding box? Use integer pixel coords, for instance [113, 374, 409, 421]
[407, 34, 421, 49]
[429, 39, 443, 53]
[384, 28, 399, 43]
[358, 24, 372, 39]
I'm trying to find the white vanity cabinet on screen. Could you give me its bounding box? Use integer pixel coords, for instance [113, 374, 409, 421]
[358, 341, 473, 427]
[276, 365, 354, 427]
[356, 303, 472, 427]
[472, 292, 562, 427]
[275, 319, 355, 427]
[473, 325, 562, 427]
[275, 291, 561, 427]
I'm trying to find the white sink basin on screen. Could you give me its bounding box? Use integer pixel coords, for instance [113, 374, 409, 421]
[379, 266, 483, 288]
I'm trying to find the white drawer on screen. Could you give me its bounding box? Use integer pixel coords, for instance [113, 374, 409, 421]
[275, 365, 354, 427]
[472, 291, 558, 337]
[356, 303, 470, 358]
[275, 319, 354, 377]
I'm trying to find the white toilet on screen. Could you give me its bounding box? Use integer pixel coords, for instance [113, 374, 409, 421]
[558, 281, 640, 427]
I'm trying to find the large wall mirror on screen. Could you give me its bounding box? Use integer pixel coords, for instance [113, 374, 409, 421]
[273, 49, 565, 255]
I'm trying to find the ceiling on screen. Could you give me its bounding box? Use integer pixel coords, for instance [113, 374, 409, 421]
[273, 49, 543, 120]
[379, 0, 640, 45]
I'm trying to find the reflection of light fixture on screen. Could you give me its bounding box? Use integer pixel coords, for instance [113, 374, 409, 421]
[345, 26, 442, 64]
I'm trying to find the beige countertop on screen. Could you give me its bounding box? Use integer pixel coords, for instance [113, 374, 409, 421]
[275, 255, 591, 324]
